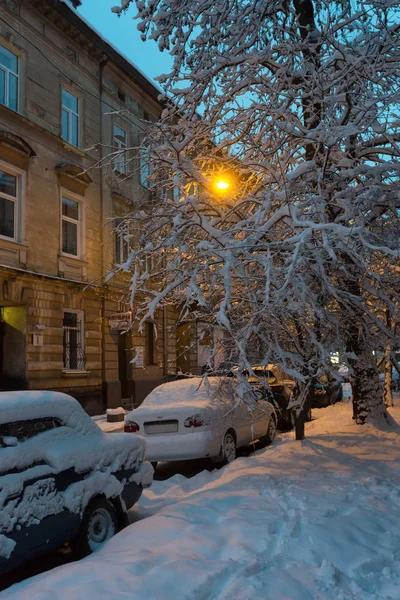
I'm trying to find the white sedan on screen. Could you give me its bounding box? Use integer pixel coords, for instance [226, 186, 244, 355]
[125, 377, 277, 465]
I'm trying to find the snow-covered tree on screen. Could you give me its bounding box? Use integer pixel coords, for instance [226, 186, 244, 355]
[111, 0, 400, 437]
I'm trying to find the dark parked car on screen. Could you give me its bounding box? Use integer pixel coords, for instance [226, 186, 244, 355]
[310, 375, 343, 408]
[241, 365, 297, 429]
[0, 391, 153, 576]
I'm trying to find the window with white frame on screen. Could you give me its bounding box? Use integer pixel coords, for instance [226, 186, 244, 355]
[63, 310, 85, 371]
[61, 195, 81, 257]
[0, 44, 19, 112]
[113, 124, 128, 174]
[0, 165, 22, 241]
[61, 88, 80, 147]
[139, 147, 152, 188]
[115, 218, 130, 264]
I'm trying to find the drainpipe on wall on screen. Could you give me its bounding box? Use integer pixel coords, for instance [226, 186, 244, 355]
[163, 305, 168, 380]
[99, 55, 109, 407]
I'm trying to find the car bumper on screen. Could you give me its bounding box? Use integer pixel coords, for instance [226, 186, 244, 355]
[144, 430, 221, 462]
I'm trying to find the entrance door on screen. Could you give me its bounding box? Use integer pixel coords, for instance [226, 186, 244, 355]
[0, 305, 27, 391]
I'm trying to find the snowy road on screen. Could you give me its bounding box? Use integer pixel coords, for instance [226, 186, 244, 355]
[0, 443, 269, 592]
[1, 399, 400, 599]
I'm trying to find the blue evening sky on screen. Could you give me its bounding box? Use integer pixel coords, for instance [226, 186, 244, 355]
[77, 0, 172, 84]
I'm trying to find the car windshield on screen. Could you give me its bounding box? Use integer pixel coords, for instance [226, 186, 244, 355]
[247, 369, 276, 382]
[0, 418, 61, 445]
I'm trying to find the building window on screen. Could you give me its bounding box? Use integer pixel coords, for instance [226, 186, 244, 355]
[115, 218, 130, 264]
[145, 321, 155, 365]
[63, 311, 85, 371]
[61, 88, 79, 147]
[113, 125, 128, 174]
[139, 147, 151, 188]
[0, 167, 21, 240]
[0, 44, 18, 112]
[61, 195, 81, 257]
[141, 252, 153, 274]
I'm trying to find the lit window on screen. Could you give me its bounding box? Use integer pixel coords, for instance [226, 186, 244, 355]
[61, 196, 80, 257]
[62, 88, 79, 147]
[113, 125, 128, 174]
[63, 311, 85, 371]
[115, 218, 130, 264]
[0, 44, 18, 111]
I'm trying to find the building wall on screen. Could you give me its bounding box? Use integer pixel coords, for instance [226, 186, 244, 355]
[0, 0, 177, 413]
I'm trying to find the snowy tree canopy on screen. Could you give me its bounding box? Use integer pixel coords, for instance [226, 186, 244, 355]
[111, 0, 400, 430]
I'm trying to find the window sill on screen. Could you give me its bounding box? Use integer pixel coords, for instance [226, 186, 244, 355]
[59, 253, 87, 264]
[112, 168, 129, 177]
[62, 370, 90, 377]
[61, 140, 85, 157]
[0, 237, 28, 247]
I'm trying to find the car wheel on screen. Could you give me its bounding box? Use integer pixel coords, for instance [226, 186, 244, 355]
[151, 461, 158, 472]
[264, 417, 277, 445]
[333, 386, 343, 404]
[72, 498, 118, 557]
[221, 431, 236, 464]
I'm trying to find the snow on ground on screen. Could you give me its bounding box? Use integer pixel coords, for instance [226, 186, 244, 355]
[2, 398, 400, 600]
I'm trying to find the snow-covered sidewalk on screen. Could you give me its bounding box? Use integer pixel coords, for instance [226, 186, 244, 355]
[2, 400, 400, 600]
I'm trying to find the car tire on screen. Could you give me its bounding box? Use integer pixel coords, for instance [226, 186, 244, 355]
[332, 386, 343, 404]
[264, 417, 277, 445]
[151, 461, 158, 472]
[220, 431, 237, 464]
[72, 497, 118, 557]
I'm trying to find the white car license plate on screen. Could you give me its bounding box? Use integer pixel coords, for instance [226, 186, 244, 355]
[144, 421, 179, 434]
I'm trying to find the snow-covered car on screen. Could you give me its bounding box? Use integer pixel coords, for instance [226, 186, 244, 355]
[124, 377, 277, 466]
[0, 391, 152, 576]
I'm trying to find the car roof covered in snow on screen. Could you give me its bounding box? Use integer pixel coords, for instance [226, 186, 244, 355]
[0, 391, 98, 435]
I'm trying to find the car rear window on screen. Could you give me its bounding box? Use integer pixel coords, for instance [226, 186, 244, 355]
[251, 370, 276, 380]
[0, 418, 62, 445]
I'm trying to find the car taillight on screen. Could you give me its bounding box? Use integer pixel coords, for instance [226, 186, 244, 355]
[184, 414, 204, 428]
[124, 422, 140, 433]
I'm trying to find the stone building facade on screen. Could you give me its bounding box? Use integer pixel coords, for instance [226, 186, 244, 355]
[0, 0, 177, 413]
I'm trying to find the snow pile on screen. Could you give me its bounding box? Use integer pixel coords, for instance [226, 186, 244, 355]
[106, 407, 125, 416]
[2, 400, 399, 599]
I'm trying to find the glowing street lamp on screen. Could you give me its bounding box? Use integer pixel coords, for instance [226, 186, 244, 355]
[215, 179, 229, 190]
[213, 177, 231, 194]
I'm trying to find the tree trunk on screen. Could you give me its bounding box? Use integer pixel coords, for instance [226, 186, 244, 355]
[350, 349, 387, 424]
[293, 379, 314, 440]
[384, 346, 394, 408]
